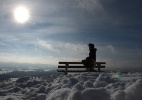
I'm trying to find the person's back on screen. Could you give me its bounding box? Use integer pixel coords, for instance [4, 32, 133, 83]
[89, 47, 97, 61]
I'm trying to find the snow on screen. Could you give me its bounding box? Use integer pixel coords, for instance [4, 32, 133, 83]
[0, 72, 141, 100]
[82, 88, 110, 100]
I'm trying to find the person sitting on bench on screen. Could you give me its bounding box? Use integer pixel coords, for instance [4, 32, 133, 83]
[82, 43, 97, 71]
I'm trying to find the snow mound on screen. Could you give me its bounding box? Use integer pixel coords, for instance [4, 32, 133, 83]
[82, 87, 110, 100]
[0, 72, 142, 100]
[125, 79, 142, 100]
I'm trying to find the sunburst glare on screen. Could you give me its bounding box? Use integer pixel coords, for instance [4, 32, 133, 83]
[14, 6, 30, 23]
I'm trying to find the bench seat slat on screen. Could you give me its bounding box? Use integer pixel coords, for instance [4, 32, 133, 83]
[59, 62, 106, 64]
[96, 62, 106, 64]
[57, 70, 99, 72]
[58, 66, 105, 68]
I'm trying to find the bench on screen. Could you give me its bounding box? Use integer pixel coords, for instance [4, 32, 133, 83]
[57, 62, 106, 75]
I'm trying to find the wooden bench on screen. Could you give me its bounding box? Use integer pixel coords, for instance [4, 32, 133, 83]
[57, 62, 106, 75]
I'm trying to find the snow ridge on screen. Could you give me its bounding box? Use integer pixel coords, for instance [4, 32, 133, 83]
[0, 72, 142, 100]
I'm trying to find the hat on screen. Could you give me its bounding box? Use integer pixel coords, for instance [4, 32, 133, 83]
[88, 43, 94, 48]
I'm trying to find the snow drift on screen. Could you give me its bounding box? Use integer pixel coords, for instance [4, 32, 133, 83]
[0, 72, 142, 100]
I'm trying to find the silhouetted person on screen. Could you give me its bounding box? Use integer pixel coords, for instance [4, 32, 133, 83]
[82, 43, 97, 71]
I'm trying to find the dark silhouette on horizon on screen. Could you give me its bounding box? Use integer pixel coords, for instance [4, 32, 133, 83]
[82, 43, 97, 71]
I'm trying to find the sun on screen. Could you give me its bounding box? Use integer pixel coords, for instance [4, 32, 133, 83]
[14, 6, 30, 23]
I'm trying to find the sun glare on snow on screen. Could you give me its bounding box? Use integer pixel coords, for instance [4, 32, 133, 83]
[14, 6, 30, 24]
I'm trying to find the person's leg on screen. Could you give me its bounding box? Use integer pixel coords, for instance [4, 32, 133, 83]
[82, 60, 87, 66]
[82, 60, 89, 70]
[89, 59, 96, 71]
[93, 61, 96, 68]
[92, 60, 96, 71]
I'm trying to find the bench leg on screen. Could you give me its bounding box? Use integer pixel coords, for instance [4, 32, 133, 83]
[65, 64, 68, 75]
[97, 64, 101, 72]
[98, 67, 100, 72]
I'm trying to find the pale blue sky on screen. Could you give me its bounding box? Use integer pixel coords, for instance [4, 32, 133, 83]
[0, 0, 142, 70]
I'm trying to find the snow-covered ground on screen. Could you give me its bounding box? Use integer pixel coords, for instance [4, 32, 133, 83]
[0, 72, 142, 100]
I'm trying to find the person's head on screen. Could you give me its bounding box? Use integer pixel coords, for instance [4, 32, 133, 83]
[88, 43, 94, 50]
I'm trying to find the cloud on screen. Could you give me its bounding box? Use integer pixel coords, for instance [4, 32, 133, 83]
[36, 25, 79, 35]
[76, 0, 104, 13]
[34, 39, 88, 57]
[58, 42, 87, 53]
[106, 45, 116, 53]
[35, 40, 58, 53]
[0, 56, 59, 65]
[0, 0, 141, 70]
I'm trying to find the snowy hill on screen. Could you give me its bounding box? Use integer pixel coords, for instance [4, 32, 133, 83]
[0, 72, 142, 100]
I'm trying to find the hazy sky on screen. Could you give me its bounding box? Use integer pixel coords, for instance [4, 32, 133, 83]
[0, 0, 142, 70]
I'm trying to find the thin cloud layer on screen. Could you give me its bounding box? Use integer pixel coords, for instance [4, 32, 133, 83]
[0, 0, 141, 70]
